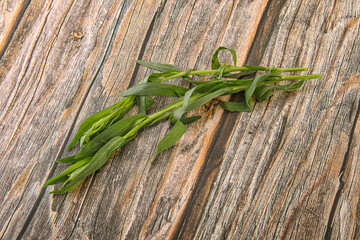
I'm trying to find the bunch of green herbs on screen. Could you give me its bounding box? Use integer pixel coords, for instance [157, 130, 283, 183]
[44, 47, 321, 193]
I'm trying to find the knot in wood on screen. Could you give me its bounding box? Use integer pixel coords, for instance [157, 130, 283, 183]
[73, 31, 84, 39]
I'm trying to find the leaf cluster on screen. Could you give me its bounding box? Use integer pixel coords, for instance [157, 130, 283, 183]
[44, 47, 321, 193]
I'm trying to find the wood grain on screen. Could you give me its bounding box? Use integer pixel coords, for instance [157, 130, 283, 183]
[0, 0, 359, 239]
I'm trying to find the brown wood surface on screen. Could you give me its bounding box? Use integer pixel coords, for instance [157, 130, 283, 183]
[0, 0, 359, 239]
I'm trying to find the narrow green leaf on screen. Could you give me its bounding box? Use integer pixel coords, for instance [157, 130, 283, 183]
[277, 79, 305, 91]
[68, 101, 122, 150]
[212, 47, 237, 69]
[54, 136, 133, 193]
[55, 155, 76, 163]
[180, 116, 201, 125]
[188, 81, 232, 95]
[137, 75, 151, 115]
[170, 116, 202, 125]
[55, 154, 94, 163]
[190, 80, 222, 87]
[43, 158, 91, 187]
[254, 80, 305, 102]
[253, 86, 274, 102]
[223, 70, 256, 78]
[191, 78, 253, 88]
[186, 88, 231, 112]
[147, 70, 182, 82]
[172, 87, 197, 120]
[143, 96, 155, 109]
[68, 96, 135, 150]
[137, 96, 154, 114]
[152, 120, 186, 164]
[221, 101, 251, 112]
[111, 82, 188, 98]
[109, 96, 137, 124]
[76, 114, 147, 159]
[245, 72, 274, 108]
[50, 179, 84, 194]
[136, 60, 181, 72]
[171, 88, 231, 124]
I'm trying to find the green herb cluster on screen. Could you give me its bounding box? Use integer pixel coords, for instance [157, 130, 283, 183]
[44, 47, 321, 193]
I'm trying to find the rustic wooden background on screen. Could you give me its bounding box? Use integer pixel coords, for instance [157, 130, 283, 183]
[1, 0, 359, 239]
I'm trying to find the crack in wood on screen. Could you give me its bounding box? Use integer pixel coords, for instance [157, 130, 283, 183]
[174, 0, 288, 238]
[14, 1, 80, 238]
[0, 0, 31, 60]
[324, 98, 360, 239]
[13, 0, 137, 238]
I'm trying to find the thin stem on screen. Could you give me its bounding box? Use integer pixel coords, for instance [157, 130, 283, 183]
[280, 67, 307, 72]
[123, 73, 321, 139]
[275, 74, 321, 80]
[264, 74, 322, 84]
[122, 100, 183, 139]
[159, 66, 309, 82]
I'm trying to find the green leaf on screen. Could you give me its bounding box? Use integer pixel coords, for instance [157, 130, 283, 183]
[146, 70, 182, 82]
[137, 96, 154, 114]
[43, 157, 92, 187]
[152, 120, 186, 164]
[223, 70, 256, 78]
[136, 60, 181, 72]
[68, 101, 123, 150]
[203, 82, 236, 93]
[190, 79, 222, 86]
[172, 87, 197, 120]
[53, 136, 133, 193]
[212, 47, 237, 70]
[55, 154, 94, 163]
[68, 96, 135, 150]
[186, 88, 231, 112]
[111, 82, 188, 98]
[55, 155, 77, 163]
[170, 116, 202, 125]
[254, 80, 305, 102]
[180, 116, 201, 125]
[219, 63, 229, 80]
[109, 96, 137, 124]
[221, 101, 251, 112]
[76, 114, 147, 159]
[143, 96, 155, 109]
[253, 86, 274, 102]
[50, 180, 83, 194]
[171, 87, 230, 124]
[137, 75, 152, 115]
[50, 164, 87, 193]
[277, 79, 305, 91]
[191, 78, 254, 88]
[245, 72, 274, 108]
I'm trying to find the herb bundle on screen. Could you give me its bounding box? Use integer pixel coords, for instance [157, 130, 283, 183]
[44, 47, 321, 193]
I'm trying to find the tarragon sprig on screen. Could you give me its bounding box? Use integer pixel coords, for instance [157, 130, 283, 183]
[44, 47, 321, 193]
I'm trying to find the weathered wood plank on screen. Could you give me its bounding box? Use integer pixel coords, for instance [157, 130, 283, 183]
[0, 0, 31, 59]
[0, 0, 163, 238]
[0, 0, 359, 239]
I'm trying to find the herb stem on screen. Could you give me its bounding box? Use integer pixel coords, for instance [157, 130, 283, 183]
[280, 67, 308, 72]
[276, 74, 322, 80]
[122, 101, 183, 139]
[159, 67, 310, 82]
[229, 74, 322, 92]
[46, 46, 323, 194]
[265, 74, 322, 84]
[123, 73, 322, 139]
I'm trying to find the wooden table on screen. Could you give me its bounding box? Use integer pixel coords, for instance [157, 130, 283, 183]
[1, 0, 359, 239]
